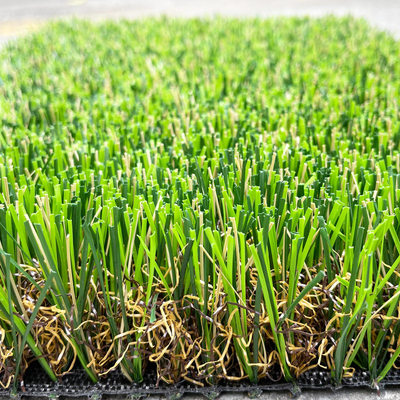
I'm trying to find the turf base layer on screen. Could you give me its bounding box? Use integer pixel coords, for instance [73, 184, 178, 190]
[3, 367, 400, 399]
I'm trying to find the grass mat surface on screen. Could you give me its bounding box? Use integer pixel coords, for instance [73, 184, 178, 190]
[0, 16, 400, 392]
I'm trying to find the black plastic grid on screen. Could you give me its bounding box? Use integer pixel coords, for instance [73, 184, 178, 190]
[0, 366, 399, 399]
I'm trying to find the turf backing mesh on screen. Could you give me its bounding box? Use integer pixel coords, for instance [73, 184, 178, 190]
[1, 366, 399, 398]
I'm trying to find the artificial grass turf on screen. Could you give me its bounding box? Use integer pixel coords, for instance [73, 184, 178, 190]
[0, 15, 400, 391]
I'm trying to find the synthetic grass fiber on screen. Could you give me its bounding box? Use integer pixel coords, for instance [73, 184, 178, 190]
[0, 16, 400, 392]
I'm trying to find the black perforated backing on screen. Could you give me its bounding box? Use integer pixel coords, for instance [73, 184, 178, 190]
[0, 366, 399, 398]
